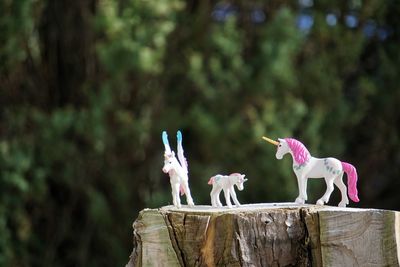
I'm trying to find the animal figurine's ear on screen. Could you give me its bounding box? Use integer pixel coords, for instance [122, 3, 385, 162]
[278, 138, 285, 143]
[162, 131, 172, 154]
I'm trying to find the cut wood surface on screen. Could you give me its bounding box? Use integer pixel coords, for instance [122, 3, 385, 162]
[126, 203, 400, 267]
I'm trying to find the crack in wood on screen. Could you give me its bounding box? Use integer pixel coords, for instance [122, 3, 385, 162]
[201, 215, 215, 267]
[164, 212, 187, 267]
[128, 205, 400, 267]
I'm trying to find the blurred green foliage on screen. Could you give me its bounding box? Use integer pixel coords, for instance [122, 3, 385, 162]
[1, 0, 400, 266]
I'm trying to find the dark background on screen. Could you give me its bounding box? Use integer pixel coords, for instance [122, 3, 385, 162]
[1, 0, 399, 266]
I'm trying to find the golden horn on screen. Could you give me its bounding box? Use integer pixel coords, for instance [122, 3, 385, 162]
[262, 136, 279, 146]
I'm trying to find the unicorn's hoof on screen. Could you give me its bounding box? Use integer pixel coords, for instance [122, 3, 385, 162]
[316, 199, 324, 206]
[188, 202, 194, 207]
[338, 202, 347, 207]
[295, 197, 305, 204]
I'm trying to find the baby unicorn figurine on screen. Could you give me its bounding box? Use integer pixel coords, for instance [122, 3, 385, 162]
[162, 131, 194, 208]
[263, 136, 359, 207]
[208, 173, 247, 208]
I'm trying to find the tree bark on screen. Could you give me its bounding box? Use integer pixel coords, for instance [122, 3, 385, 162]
[126, 204, 400, 267]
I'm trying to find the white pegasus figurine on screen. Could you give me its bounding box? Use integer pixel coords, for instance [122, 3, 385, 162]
[263, 136, 359, 207]
[162, 131, 194, 208]
[208, 173, 247, 208]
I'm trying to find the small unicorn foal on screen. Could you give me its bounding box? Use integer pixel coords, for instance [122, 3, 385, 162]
[263, 137, 359, 207]
[208, 173, 247, 208]
[162, 131, 194, 208]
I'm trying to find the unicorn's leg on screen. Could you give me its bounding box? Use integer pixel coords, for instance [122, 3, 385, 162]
[223, 188, 233, 208]
[300, 175, 308, 201]
[216, 189, 223, 207]
[182, 181, 194, 207]
[211, 185, 223, 207]
[210, 186, 215, 207]
[170, 183, 177, 207]
[334, 174, 349, 207]
[295, 175, 307, 204]
[171, 182, 179, 207]
[230, 186, 241, 207]
[210, 185, 219, 207]
[317, 176, 335, 205]
[171, 182, 181, 208]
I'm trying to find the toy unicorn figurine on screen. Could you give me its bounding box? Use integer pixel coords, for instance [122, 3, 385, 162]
[162, 131, 194, 208]
[263, 136, 359, 207]
[208, 173, 247, 208]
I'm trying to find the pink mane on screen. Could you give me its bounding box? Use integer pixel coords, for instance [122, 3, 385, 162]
[285, 138, 310, 165]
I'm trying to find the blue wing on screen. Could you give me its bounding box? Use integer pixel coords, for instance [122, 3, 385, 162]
[177, 130, 188, 173]
[162, 131, 172, 154]
[162, 131, 169, 146]
[177, 130, 182, 142]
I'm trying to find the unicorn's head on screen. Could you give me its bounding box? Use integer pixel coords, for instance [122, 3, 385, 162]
[278, 138, 310, 164]
[276, 138, 291, 160]
[162, 152, 176, 173]
[231, 173, 247, 191]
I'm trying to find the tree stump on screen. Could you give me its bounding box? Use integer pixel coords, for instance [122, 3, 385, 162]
[126, 203, 400, 267]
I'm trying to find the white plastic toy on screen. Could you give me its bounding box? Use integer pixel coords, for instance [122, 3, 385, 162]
[208, 173, 247, 208]
[162, 131, 194, 208]
[263, 136, 359, 207]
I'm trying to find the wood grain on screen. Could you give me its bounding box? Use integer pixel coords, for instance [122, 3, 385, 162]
[126, 209, 180, 267]
[318, 208, 400, 266]
[126, 204, 400, 267]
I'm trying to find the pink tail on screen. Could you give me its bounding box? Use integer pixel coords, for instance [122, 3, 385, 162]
[207, 177, 214, 185]
[341, 162, 360, 202]
[180, 185, 185, 196]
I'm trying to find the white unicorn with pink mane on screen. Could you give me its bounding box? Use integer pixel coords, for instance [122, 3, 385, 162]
[162, 131, 194, 208]
[263, 136, 359, 207]
[208, 173, 247, 208]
